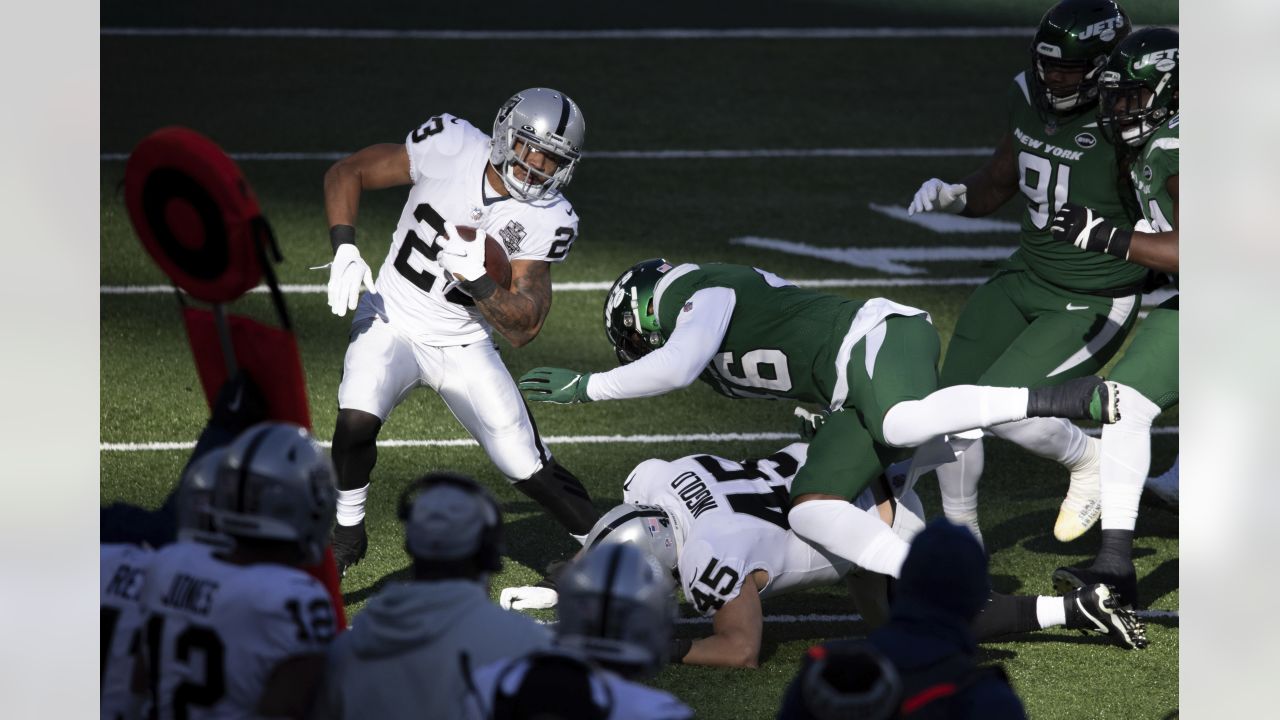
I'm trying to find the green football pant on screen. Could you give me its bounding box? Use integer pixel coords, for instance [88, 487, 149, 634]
[1108, 296, 1178, 410]
[940, 269, 1141, 389]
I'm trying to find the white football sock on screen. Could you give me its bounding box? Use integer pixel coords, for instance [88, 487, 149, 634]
[988, 417, 1091, 467]
[789, 499, 911, 577]
[336, 484, 370, 527]
[1036, 595, 1067, 629]
[1100, 385, 1162, 531]
[881, 385, 1029, 448]
[936, 435, 985, 548]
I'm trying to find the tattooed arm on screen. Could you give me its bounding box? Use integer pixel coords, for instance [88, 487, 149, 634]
[473, 259, 552, 348]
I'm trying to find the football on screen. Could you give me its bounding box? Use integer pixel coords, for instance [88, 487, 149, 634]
[454, 225, 512, 290]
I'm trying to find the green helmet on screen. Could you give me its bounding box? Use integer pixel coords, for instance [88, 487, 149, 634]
[1029, 0, 1132, 116]
[603, 259, 674, 365]
[1097, 28, 1179, 147]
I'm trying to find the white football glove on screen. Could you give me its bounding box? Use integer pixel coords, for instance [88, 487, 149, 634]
[437, 221, 488, 283]
[326, 244, 375, 317]
[500, 586, 558, 611]
[907, 178, 968, 216]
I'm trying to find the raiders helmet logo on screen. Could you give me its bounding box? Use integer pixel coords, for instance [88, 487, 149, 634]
[496, 96, 521, 124]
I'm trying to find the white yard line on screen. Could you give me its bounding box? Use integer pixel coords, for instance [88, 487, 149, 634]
[101, 26, 1033, 40]
[101, 427, 1178, 452]
[100, 148, 994, 162]
[532, 609, 1178, 626]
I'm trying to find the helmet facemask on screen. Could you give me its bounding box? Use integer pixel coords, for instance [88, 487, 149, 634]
[1098, 81, 1172, 146]
[1032, 52, 1107, 113]
[603, 260, 672, 365]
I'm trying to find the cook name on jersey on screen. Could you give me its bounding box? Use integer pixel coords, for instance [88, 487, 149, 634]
[375, 113, 580, 346]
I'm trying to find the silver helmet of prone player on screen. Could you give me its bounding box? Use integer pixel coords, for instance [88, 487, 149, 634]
[211, 422, 337, 566]
[490, 88, 585, 201]
[556, 543, 677, 679]
[582, 503, 680, 574]
[175, 446, 233, 549]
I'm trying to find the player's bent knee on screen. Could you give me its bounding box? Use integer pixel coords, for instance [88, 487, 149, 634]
[333, 408, 382, 448]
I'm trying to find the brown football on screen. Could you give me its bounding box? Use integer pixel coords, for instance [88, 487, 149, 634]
[454, 225, 513, 290]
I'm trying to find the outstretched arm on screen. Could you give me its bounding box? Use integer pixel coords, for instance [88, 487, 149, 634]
[679, 570, 767, 668]
[323, 143, 412, 230]
[958, 131, 1021, 218]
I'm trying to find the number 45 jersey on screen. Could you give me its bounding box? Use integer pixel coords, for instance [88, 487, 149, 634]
[372, 113, 580, 346]
[139, 541, 335, 720]
[622, 443, 924, 616]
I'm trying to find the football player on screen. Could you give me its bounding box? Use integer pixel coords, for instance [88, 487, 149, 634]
[1047, 28, 1179, 608]
[137, 423, 337, 719]
[503, 442, 1147, 666]
[320, 88, 599, 574]
[518, 259, 1118, 584]
[905, 0, 1142, 546]
[466, 544, 693, 720]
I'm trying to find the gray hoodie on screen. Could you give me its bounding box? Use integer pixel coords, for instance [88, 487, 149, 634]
[310, 580, 551, 720]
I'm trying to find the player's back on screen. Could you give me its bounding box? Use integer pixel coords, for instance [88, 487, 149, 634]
[140, 541, 334, 720]
[101, 542, 153, 720]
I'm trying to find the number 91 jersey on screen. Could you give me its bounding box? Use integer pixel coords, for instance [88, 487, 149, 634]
[622, 443, 923, 616]
[373, 113, 580, 346]
[139, 541, 335, 719]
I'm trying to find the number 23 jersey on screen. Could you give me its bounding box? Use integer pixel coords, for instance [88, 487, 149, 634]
[139, 541, 335, 720]
[372, 113, 580, 346]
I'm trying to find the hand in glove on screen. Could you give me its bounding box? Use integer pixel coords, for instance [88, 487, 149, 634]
[1050, 203, 1132, 259]
[326, 244, 375, 317]
[500, 586, 559, 611]
[907, 178, 968, 215]
[437, 221, 488, 283]
[518, 367, 593, 404]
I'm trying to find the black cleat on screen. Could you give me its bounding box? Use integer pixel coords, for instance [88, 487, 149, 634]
[333, 520, 368, 578]
[1053, 561, 1139, 609]
[1027, 375, 1120, 424]
[1063, 583, 1148, 649]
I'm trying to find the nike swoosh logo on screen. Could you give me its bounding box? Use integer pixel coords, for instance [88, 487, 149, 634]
[565, 208, 574, 216]
[1066, 303, 1090, 311]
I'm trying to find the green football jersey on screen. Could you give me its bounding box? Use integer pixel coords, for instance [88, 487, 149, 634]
[653, 264, 863, 404]
[1005, 71, 1147, 292]
[1131, 114, 1178, 232]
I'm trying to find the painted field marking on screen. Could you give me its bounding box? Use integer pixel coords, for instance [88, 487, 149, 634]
[868, 202, 1021, 234]
[101, 427, 1178, 452]
[102, 27, 1034, 41]
[100, 148, 994, 162]
[530, 609, 1178, 626]
[730, 237, 1013, 275]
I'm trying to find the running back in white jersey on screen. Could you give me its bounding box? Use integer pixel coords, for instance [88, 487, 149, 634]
[371, 113, 580, 345]
[622, 443, 923, 616]
[139, 541, 335, 720]
[102, 543, 153, 720]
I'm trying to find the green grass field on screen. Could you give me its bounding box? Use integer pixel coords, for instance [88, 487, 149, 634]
[102, 3, 1179, 717]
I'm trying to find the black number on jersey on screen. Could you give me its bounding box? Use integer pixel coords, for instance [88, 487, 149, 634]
[393, 202, 475, 306]
[691, 454, 796, 530]
[690, 557, 741, 614]
[285, 598, 336, 643]
[144, 616, 226, 720]
[410, 116, 444, 143]
[546, 226, 576, 260]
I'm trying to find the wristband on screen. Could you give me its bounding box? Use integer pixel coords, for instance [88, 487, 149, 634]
[330, 225, 356, 254]
[1107, 229, 1133, 261]
[461, 273, 498, 301]
[669, 637, 693, 664]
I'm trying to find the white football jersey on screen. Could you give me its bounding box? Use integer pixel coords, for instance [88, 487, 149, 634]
[371, 113, 580, 345]
[138, 541, 335, 720]
[623, 443, 922, 616]
[101, 543, 154, 720]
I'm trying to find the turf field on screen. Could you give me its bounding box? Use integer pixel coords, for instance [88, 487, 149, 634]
[102, 2, 1180, 717]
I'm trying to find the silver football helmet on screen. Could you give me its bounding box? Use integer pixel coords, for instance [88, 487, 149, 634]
[582, 503, 680, 574]
[490, 88, 585, 201]
[175, 447, 232, 548]
[211, 422, 337, 565]
[556, 544, 676, 679]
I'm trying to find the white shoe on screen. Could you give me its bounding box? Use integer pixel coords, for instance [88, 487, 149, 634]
[1055, 434, 1102, 542]
[1145, 456, 1179, 508]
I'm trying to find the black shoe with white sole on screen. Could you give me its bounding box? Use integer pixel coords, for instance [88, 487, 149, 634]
[1063, 583, 1148, 649]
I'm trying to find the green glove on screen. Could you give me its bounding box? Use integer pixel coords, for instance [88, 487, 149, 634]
[518, 367, 594, 404]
